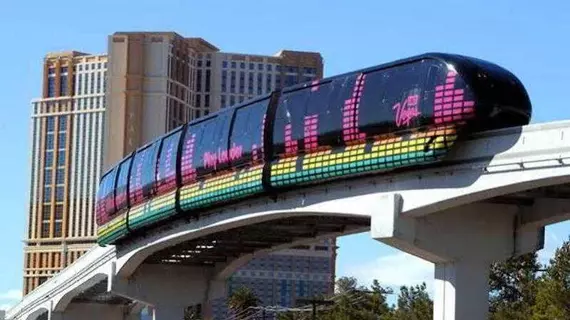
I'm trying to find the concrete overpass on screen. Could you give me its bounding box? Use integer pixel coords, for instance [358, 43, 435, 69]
[7, 120, 570, 320]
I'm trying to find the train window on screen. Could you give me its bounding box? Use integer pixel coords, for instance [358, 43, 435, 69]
[307, 79, 345, 147]
[95, 167, 118, 225]
[156, 129, 182, 195]
[273, 89, 310, 156]
[180, 125, 197, 185]
[328, 75, 358, 145]
[359, 63, 425, 136]
[129, 141, 161, 207]
[115, 156, 132, 212]
[181, 112, 233, 183]
[229, 98, 270, 167]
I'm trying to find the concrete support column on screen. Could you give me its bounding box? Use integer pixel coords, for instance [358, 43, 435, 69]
[47, 303, 128, 320]
[372, 194, 544, 320]
[434, 260, 490, 319]
[109, 264, 227, 320]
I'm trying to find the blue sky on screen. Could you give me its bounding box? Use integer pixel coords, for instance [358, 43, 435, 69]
[1, 0, 570, 309]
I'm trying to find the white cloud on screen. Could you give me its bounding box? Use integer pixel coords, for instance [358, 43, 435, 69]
[345, 250, 435, 294]
[0, 289, 22, 311]
[0, 289, 21, 301]
[0, 304, 13, 311]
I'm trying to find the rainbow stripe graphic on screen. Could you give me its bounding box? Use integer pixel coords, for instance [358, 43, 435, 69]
[270, 125, 458, 187]
[128, 190, 177, 230]
[179, 164, 264, 211]
[97, 212, 128, 245]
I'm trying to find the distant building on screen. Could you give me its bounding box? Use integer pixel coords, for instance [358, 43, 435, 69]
[24, 33, 334, 314]
[209, 240, 336, 319]
[25, 51, 107, 294]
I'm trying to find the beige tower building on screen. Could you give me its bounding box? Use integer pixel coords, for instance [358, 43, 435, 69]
[103, 31, 323, 171]
[25, 51, 107, 294]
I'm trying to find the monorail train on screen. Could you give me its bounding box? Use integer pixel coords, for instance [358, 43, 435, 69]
[96, 53, 532, 245]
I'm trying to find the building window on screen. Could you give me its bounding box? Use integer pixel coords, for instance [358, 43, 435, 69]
[45, 151, 53, 167]
[205, 70, 211, 92]
[230, 71, 236, 93]
[266, 74, 272, 92]
[231, 61, 236, 69]
[57, 133, 66, 149]
[196, 95, 201, 108]
[248, 73, 254, 95]
[55, 186, 65, 202]
[58, 117, 67, 131]
[196, 70, 202, 92]
[44, 186, 52, 200]
[78, 74, 83, 95]
[47, 77, 55, 97]
[54, 222, 62, 238]
[221, 70, 227, 93]
[221, 95, 226, 108]
[60, 75, 68, 96]
[45, 134, 54, 150]
[55, 204, 64, 220]
[96, 72, 101, 93]
[222, 61, 228, 68]
[240, 62, 245, 69]
[249, 63, 254, 70]
[48, 68, 55, 75]
[46, 117, 55, 132]
[205, 95, 210, 108]
[41, 223, 50, 238]
[44, 168, 52, 184]
[56, 167, 65, 184]
[258, 64, 263, 71]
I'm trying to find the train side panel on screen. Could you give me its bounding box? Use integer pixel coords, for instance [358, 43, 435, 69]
[269, 59, 471, 188]
[178, 98, 269, 212]
[127, 127, 183, 231]
[97, 155, 133, 245]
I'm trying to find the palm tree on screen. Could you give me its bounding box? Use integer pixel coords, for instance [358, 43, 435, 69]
[227, 286, 260, 319]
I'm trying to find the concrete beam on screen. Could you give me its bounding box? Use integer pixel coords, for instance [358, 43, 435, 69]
[108, 263, 226, 319]
[521, 197, 570, 228]
[372, 194, 544, 320]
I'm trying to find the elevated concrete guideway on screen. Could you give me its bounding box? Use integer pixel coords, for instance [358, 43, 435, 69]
[8, 119, 570, 320]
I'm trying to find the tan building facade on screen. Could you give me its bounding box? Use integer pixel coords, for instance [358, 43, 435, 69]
[25, 51, 107, 294]
[103, 32, 324, 171]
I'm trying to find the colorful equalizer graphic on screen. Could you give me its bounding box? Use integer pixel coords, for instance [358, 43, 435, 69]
[434, 71, 475, 124]
[128, 190, 177, 230]
[97, 212, 128, 245]
[270, 125, 458, 187]
[179, 164, 264, 211]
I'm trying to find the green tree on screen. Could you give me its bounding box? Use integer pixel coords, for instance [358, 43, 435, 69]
[531, 237, 570, 319]
[488, 252, 541, 319]
[391, 282, 432, 320]
[317, 277, 393, 320]
[227, 286, 260, 319]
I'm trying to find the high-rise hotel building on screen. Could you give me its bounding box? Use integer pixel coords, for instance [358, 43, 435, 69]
[24, 33, 335, 309]
[103, 32, 323, 171]
[25, 51, 107, 294]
